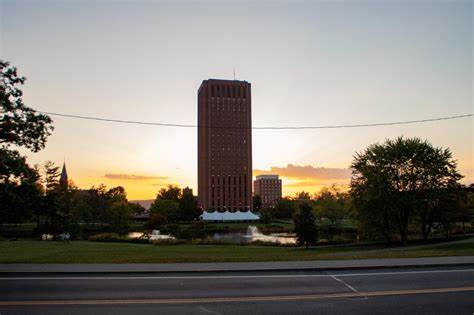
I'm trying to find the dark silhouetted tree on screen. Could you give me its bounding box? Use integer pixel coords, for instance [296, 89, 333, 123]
[351, 137, 462, 244]
[177, 188, 200, 222]
[253, 195, 262, 212]
[1, 60, 53, 152]
[295, 191, 311, 200]
[259, 207, 272, 223]
[150, 199, 179, 222]
[271, 197, 296, 219]
[106, 186, 128, 205]
[105, 201, 132, 233]
[313, 184, 349, 230]
[156, 185, 181, 202]
[0, 60, 53, 225]
[293, 202, 317, 248]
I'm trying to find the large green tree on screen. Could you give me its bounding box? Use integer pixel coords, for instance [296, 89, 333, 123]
[177, 188, 200, 222]
[0, 60, 53, 225]
[351, 137, 462, 244]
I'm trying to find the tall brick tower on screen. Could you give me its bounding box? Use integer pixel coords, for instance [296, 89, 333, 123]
[198, 79, 252, 211]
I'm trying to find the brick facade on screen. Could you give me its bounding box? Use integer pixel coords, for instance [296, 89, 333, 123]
[198, 79, 252, 211]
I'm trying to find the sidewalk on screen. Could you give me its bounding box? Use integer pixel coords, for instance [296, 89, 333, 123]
[1, 256, 473, 274]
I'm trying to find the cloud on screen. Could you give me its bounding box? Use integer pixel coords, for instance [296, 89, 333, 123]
[253, 164, 351, 180]
[285, 181, 325, 188]
[104, 174, 169, 181]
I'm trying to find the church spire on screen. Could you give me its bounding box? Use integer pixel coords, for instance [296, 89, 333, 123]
[60, 162, 68, 189]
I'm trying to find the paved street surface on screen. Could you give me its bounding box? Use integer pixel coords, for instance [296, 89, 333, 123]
[0, 266, 473, 314]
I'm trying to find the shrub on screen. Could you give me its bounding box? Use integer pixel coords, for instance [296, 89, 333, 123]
[250, 240, 297, 247]
[89, 233, 128, 242]
[148, 214, 168, 229]
[190, 237, 247, 246]
[259, 208, 272, 223]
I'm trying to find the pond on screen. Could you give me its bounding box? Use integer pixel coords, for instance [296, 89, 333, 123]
[212, 226, 296, 245]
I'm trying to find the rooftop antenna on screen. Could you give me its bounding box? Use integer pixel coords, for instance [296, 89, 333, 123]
[233, 67, 236, 80]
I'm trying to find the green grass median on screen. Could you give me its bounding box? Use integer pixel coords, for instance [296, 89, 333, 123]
[1, 240, 473, 263]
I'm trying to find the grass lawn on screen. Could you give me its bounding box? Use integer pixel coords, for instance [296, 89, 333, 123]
[1, 240, 473, 264]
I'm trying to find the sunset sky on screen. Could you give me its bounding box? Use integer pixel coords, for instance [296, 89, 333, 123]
[1, 0, 472, 200]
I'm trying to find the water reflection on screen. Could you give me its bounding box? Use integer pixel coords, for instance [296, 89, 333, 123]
[213, 226, 296, 245]
[127, 230, 175, 241]
[127, 232, 144, 239]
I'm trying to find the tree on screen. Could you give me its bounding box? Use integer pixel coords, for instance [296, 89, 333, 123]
[149, 199, 179, 222]
[129, 202, 146, 215]
[293, 202, 317, 248]
[43, 161, 60, 192]
[156, 185, 181, 202]
[0, 156, 42, 225]
[295, 191, 311, 200]
[271, 197, 296, 219]
[0, 60, 53, 226]
[41, 161, 73, 233]
[88, 184, 109, 223]
[259, 207, 272, 223]
[177, 188, 200, 222]
[106, 186, 127, 205]
[313, 184, 349, 230]
[253, 195, 262, 212]
[0, 149, 43, 224]
[148, 213, 168, 228]
[105, 201, 132, 233]
[1, 60, 53, 152]
[351, 137, 462, 244]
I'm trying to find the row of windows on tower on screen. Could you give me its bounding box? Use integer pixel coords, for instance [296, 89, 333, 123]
[210, 103, 247, 112]
[211, 175, 247, 185]
[211, 186, 248, 209]
[210, 85, 247, 99]
[212, 186, 247, 200]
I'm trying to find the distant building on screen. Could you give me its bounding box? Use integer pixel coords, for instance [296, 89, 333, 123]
[197, 79, 253, 211]
[60, 162, 68, 189]
[254, 175, 282, 208]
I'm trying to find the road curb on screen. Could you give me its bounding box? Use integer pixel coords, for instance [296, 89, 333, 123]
[1, 262, 474, 275]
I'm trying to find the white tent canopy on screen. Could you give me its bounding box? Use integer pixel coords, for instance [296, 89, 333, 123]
[200, 211, 260, 221]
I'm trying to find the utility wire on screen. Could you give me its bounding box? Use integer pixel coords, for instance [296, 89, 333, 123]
[37, 111, 473, 130]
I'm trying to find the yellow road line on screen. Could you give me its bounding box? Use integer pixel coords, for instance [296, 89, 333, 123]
[1, 287, 474, 306]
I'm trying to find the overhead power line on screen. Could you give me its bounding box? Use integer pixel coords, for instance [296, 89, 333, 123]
[37, 111, 472, 130]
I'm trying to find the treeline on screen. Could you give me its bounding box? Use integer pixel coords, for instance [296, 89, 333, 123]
[256, 185, 351, 231]
[0, 160, 145, 235]
[148, 185, 201, 226]
[255, 137, 474, 244]
[0, 162, 204, 236]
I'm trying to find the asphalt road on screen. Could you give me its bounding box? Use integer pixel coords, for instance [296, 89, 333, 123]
[0, 266, 473, 314]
